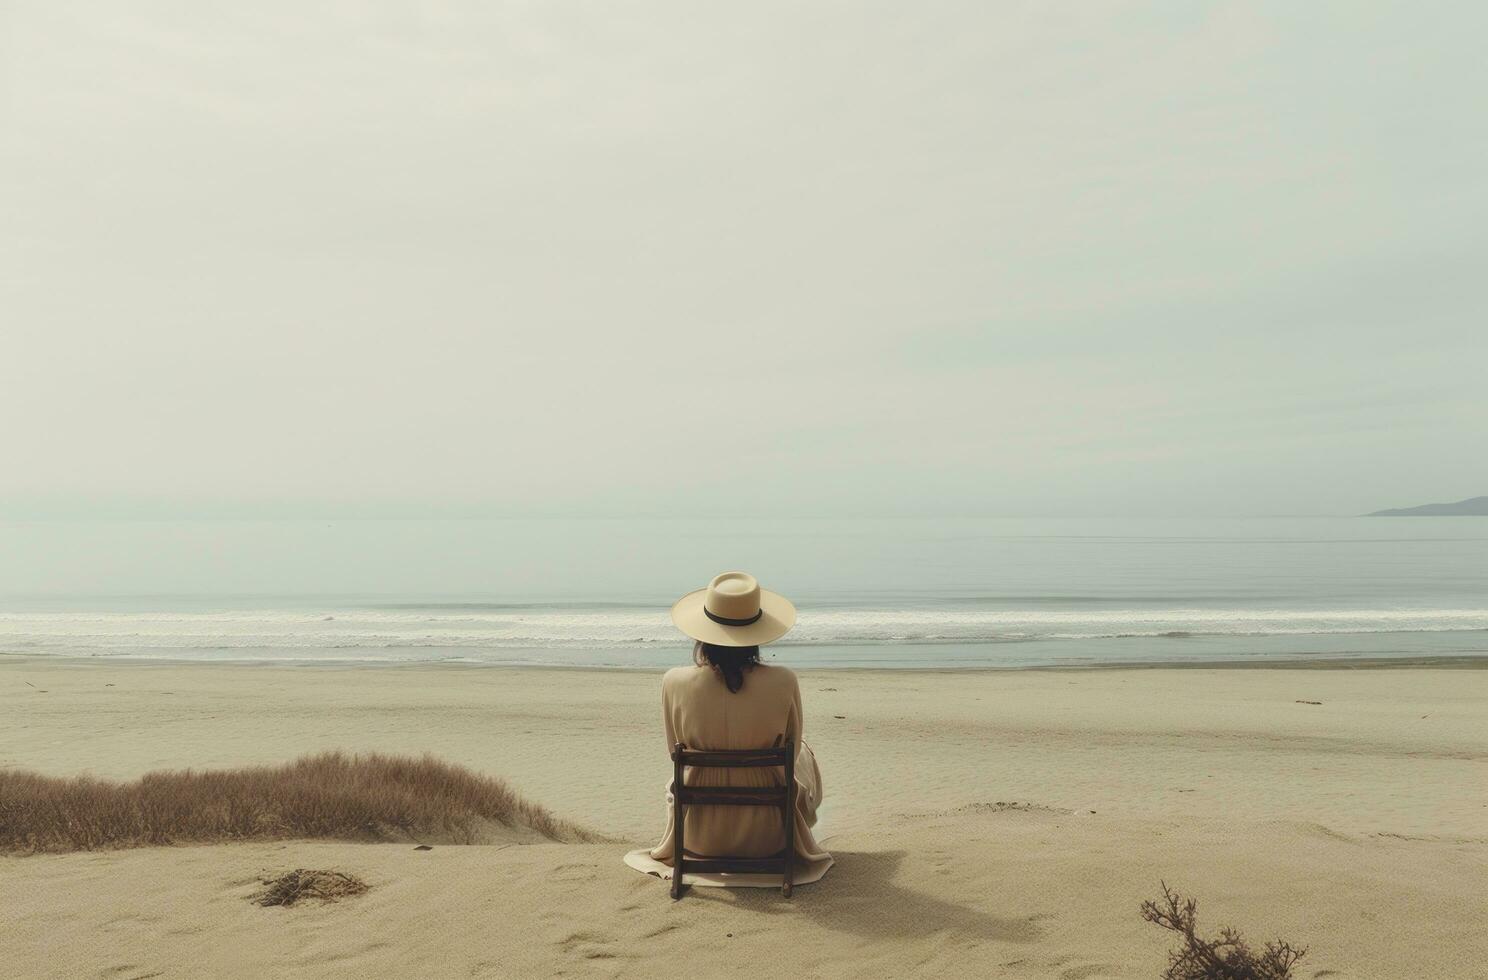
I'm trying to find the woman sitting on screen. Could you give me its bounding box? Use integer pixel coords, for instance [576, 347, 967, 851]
[624, 572, 833, 888]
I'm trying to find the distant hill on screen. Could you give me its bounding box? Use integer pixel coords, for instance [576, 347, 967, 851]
[1367, 496, 1488, 517]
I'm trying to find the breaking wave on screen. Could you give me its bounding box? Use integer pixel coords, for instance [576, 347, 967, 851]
[2, 606, 1486, 656]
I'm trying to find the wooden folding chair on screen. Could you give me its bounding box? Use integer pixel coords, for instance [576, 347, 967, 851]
[670, 740, 795, 899]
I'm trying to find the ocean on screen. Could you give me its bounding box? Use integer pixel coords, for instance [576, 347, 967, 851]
[1, 518, 1485, 668]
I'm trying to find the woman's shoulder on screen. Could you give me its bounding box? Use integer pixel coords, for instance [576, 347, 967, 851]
[661, 665, 707, 688]
[752, 662, 799, 688]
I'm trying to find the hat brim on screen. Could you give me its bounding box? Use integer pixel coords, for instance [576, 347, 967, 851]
[670, 588, 796, 647]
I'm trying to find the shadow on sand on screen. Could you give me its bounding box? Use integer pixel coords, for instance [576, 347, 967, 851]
[677, 849, 1042, 944]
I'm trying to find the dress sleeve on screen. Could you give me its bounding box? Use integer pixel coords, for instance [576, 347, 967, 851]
[786, 670, 804, 747]
[660, 672, 679, 753]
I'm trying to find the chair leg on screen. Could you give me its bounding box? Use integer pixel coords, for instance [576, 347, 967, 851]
[671, 819, 684, 900]
[782, 740, 795, 898]
[671, 745, 684, 900]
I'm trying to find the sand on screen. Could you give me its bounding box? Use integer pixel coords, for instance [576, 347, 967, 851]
[1, 660, 1484, 978]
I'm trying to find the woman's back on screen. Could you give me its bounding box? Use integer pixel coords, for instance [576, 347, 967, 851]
[661, 663, 802, 859]
[662, 662, 800, 753]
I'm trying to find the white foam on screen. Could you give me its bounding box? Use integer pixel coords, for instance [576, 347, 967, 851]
[2, 606, 1486, 654]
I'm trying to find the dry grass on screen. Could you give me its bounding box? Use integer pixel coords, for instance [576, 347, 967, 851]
[0, 751, 603, 853]
[1142, 881, 1307, 980]
[255, 869, 369, 907]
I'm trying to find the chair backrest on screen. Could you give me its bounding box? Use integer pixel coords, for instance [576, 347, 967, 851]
[670, 740, 795, 899]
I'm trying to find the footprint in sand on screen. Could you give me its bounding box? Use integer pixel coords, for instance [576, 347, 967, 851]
[1058, 964, 1122, 979]
[555, 929, 622, 961]
[550, 861, 598, 883]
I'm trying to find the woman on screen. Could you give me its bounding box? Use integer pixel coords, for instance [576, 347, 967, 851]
[623, 571, 833, 888]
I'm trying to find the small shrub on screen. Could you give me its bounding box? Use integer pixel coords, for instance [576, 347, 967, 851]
[1141, 881, 1306, 980]
[256, 868, 369, 907]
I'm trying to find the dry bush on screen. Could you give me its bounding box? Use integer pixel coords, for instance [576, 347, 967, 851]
[256, 869, 369, 907]
[1142, 882, 1306, 980]
[0, 751, 602, 852]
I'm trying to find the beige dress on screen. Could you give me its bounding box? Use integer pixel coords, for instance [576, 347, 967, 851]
[623, 663, 833, 887]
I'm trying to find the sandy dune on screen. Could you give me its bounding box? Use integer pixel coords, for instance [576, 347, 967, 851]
[1, 661, 1484, 978]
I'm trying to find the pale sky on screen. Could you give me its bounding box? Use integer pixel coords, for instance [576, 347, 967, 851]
[3, 2, 1484, 518]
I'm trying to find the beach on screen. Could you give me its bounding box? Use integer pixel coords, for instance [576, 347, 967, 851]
[1, 659, 1483, 978]
[8, 0, 1487, 973]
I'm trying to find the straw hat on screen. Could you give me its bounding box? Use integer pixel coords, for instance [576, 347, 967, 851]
[670, 571, 796, 647]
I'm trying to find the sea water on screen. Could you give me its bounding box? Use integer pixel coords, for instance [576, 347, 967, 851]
[1, 518, 1484, 668]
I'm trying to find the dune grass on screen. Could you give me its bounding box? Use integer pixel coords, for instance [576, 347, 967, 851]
[0, 751, 602, 853]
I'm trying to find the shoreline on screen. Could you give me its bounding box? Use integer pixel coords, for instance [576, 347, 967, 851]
[4, 652, 1487, 672]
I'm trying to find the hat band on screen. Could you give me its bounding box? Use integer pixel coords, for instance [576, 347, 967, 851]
[704, 607, 763, 627]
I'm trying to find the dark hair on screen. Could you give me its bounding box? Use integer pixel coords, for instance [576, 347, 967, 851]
[693, 640, 762, 693]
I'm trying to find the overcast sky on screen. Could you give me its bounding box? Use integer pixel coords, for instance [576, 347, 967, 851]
[2, 2, 1484, 518]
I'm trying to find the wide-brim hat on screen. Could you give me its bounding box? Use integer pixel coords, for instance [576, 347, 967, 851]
[671, 571, 796, 647]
